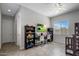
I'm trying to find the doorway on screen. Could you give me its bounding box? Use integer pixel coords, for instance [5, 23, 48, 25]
[1, 15, 17, 46]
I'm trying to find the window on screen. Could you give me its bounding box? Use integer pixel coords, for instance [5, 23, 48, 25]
[53, 20, 69, 35]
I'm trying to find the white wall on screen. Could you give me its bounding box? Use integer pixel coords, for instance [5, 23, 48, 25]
[15, 10, 21, 47]
[50, 11, 79, 44]
[1, 15, 15, 43]
[16, 6, 50, 49]
[14, 15, 17, 45]
[0, 8, 1, 49]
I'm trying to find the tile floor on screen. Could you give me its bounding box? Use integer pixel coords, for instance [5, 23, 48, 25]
[0, 42, 67, 56]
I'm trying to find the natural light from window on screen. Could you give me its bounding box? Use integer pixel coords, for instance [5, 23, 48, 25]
[54, 20, 69, 35]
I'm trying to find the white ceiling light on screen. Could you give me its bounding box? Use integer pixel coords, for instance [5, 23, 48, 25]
[56, 3, 66, 10]
[56, 3, 63, 7]
[8, 9, 11, 12]
[55, 3, 66, 14]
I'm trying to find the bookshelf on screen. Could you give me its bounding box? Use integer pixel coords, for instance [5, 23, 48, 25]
[25, 25, 35, 49]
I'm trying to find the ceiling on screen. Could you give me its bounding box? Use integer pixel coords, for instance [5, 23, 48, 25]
[0, 3, 20, 16]
[19, 3, 79, 17]
[0, 3, 79, 17]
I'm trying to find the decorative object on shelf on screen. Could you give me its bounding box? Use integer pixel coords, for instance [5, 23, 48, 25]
[37, 24, 47, 32]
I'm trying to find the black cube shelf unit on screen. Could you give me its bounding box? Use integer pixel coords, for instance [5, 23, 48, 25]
[75, 23, 79, 35]
[47, 28, 53, 42]
[65, 23, 79, 56]
[25, 25, 35, 49]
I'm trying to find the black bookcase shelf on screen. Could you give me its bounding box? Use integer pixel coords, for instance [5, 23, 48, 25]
[25, 25, 35, 49]
[65, 23, 79, 56]
[47, 28, 53, 42]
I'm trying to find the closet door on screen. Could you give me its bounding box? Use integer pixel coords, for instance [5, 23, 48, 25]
[2, 16, 14, 43]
